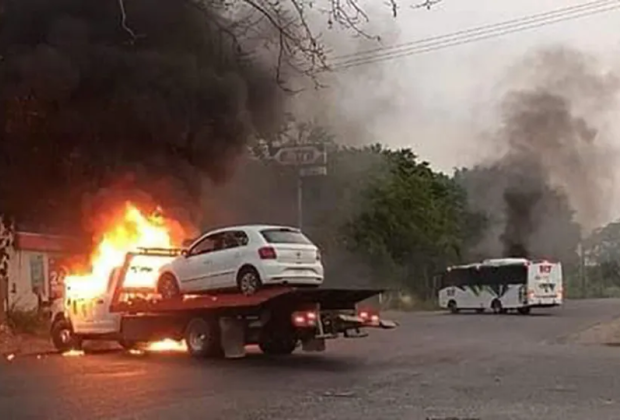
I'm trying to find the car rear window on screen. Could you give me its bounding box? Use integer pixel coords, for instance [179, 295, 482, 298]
[261, 228, 312, 244]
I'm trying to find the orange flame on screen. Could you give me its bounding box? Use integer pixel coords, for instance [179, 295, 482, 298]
[145, 339, 187, 352]
[65, 202, 185, 297]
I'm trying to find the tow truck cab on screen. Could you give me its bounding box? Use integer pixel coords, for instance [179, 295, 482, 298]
[50, 266, 127, 350]
[50, 248, 397, 357]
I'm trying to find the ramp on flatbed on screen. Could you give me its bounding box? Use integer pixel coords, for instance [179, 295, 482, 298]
[110, 287, 383, 314]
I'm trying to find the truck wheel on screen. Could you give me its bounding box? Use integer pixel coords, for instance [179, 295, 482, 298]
[157, 273, 181, 300]
[51, 319, 82, 353]
[237, 267, 262, 296]
[258, 327, 298, 356]
[185, 317, 223, 358]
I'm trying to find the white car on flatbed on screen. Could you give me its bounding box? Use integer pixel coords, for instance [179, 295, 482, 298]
[156, 224, 324, 298]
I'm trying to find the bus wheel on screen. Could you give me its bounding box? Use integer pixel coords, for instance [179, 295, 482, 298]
[447, 300, 458, 314]
[518, 307, 531, 315]
[491, 299, 504, 315]
[476, 308, 485, 314]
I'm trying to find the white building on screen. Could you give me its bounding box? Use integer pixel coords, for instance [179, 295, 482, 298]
[5, 232, 80, 311]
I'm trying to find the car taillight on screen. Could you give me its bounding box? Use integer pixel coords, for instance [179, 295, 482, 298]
[357, 308, 380, 324]
[291, 310, 318, 328]
[258, 246, 277, 259]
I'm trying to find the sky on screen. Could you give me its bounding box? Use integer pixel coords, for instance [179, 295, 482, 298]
[293, 0, 620, 174]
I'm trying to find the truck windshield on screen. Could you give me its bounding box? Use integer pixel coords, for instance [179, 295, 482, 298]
[261, 228, 312, 244]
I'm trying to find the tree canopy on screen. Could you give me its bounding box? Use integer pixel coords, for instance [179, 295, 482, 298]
[341, 147, 485, 297]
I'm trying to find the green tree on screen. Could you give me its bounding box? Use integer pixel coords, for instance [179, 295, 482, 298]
[344, 148, 485, 299]
[582, 221, 620, 296]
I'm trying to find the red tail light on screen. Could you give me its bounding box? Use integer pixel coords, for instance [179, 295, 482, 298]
[258, 246, 277, 259]
[357, 307, 380, 324]
[291, 310, 318, 327]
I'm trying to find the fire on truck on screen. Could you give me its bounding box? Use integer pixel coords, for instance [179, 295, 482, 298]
[49, 204, 396, 358]
[50, 248, 396, 358]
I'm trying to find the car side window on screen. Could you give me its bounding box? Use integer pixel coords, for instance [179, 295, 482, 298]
[189, 233, 223, 256]
[219, 231, 249, 250]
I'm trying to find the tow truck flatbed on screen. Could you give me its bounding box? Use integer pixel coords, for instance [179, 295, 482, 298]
[110, 286, 383, 314]
[52, 249, 397, 359]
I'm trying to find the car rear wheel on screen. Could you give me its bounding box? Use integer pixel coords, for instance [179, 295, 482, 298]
[157, 273, 180, 300]
[237, 267, 262, 296]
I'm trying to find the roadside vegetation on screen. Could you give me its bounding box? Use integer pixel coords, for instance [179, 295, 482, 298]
[5, 304, 49, 336]
[240, 119, 619, 305]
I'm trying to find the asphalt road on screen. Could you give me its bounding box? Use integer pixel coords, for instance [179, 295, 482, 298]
[3, 299, 620, 420]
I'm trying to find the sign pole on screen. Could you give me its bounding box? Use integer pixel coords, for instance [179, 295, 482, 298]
[297, 170, 303, 229]
[271, 143, 327, 231]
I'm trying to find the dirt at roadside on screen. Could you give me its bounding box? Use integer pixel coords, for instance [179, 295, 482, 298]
[566, 316, 620, 346]
[0, 324, 54, 357]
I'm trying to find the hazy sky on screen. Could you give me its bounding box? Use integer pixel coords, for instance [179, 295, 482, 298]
[301, 0, 620, 173]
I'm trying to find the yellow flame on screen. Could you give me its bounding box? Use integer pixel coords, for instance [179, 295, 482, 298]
[62, 349, 85, 357]
[65, 202, 183, 298]
[145, 339, 187, 352]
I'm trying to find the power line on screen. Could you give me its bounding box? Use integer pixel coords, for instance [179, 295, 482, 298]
[328, 0, 620, 71]
[330, 0, 615, 62]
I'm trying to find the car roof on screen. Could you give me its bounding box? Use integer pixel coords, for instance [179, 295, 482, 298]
[198, 224, 301, 237]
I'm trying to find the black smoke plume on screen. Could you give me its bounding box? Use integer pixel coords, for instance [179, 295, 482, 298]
[0, 0, 284, 234]
[460, 47, 617, 261]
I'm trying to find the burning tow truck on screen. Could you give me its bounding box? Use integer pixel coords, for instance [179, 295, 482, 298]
[49, 204, 397, 358]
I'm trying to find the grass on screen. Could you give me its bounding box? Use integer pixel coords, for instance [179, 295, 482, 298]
[6, 305, 50, 336]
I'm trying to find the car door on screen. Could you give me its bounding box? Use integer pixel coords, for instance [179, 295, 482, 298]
[209, 231, 247, 288]
[176, 233, 223, 292]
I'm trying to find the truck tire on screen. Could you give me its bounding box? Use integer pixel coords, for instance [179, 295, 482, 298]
[258, 326, 298, 356]
[157, 273, 181, 300]
[51, 319, 82, 353]
[237, 266, 262, 296]
[184, 317, 223, 358]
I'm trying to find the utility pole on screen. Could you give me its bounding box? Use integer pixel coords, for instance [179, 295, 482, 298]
[578, 241, 586, 298]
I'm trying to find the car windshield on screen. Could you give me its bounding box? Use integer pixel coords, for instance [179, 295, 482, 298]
[260, 228, 312, 244]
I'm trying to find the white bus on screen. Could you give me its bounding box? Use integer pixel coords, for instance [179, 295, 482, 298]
[437, 258, 563, 315]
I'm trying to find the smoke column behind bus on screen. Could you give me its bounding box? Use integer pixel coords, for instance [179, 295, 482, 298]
[467, 47, 618, 260]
